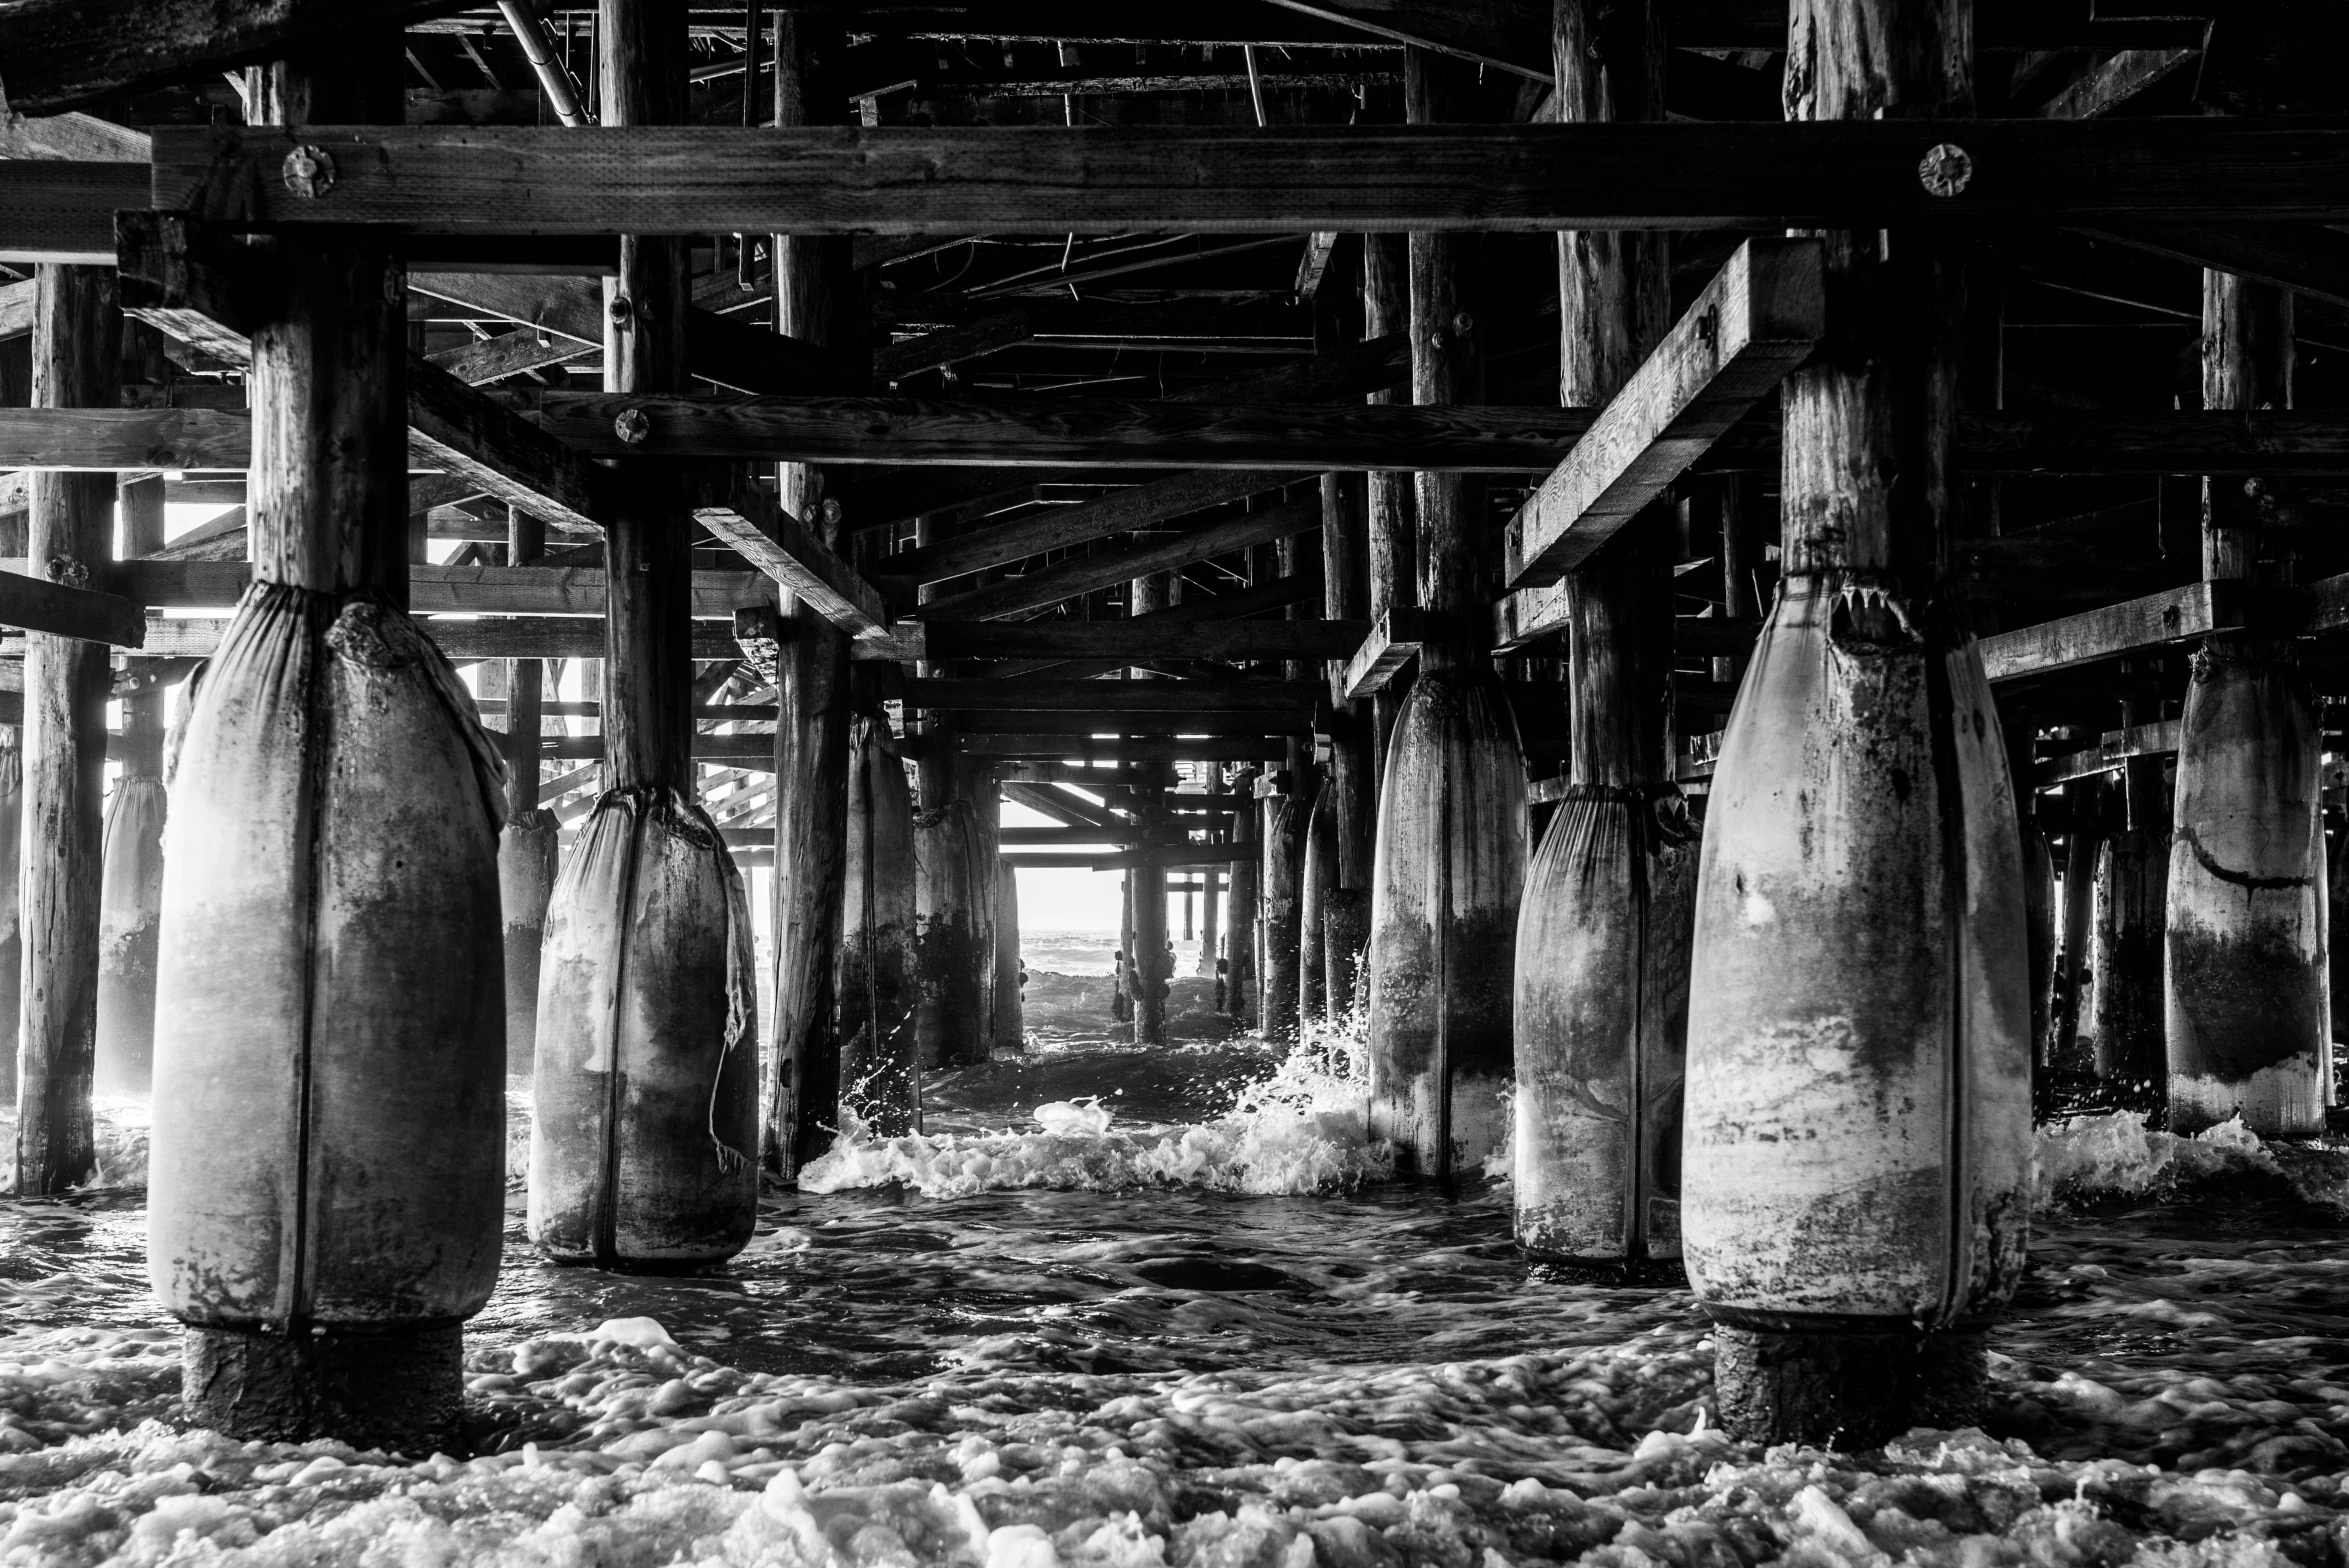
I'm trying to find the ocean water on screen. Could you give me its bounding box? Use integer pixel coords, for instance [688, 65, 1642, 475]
[2, 976, 2348, 1565]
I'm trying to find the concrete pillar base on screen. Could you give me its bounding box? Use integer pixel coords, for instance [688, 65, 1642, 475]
[1711, 1321, 1985, 1449]
[183, 1322, 463, 1452]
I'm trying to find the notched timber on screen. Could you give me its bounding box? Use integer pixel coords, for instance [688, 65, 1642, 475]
[0, 568, 145, 648]
[1978, 580, 2247, 683]
[918, 499, 1324, 621]
[406, 353, 610, 534]
[1505, 237, 1824, 590]
[1341, 607, 1445, 699]
[693, 475, 891, 639]
[903, 678, 1323, 713]
[2036, 719, 2184, 789]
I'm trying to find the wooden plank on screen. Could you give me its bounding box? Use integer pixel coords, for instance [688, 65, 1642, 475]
[999, 826, 1137, 847]
[2034, 719, 2184, 790]
[2040, 48, 2197, 121]
[904, 678, 1322, 713]
[956, 710, 1318, 737]
[0, 407, 252, 470]
[0, 282, 35, 342]
[1000, 781, 1124, 832]
[691, 476, 892, 638]
[1504, 237, 1825, 589]
[133, 614, 743, 660]
[518, 392, 1586, 471]
[875, 309, 1034, 382]
[0, 161, 148, 266]
[1978, 580, 2244, 683]
[99, 559, 773, 617]
[1341, 607, 1444, 700]
[406, 353, 610, 533]
[147, 122, 2349, 238]
[114, 210, 263, 369]
[0, 113, 151, 162]
[919, 499, 1324, 621]
[858, 613, 1362, 665]
[0, 567, 145, 647]
[888, 468, 1296, 585]
[2076, 224, 2349, 315]
[967, 735, 1286, 761]
[0, 0, 471, 115]
[1258, 0, 1548, 79]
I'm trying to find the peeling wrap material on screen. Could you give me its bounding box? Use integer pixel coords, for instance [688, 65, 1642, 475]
[499, 808, 561, 1077]
[530, 786, 760, 1269]
[94, 775, 168, 1096]
[1299, 791, 1336, 1031]
[2164, 647, 2331, 1137]
[0, 735, 21, 1103]
[1368, 666, 1528, 1179]
[1684, 576, 2032, 1327]
[1514, 783, 1694, 1264]
[1260, 793, 1306, 1041]
[840, 714, 919, 1137]
[149, 580, 507, 1331]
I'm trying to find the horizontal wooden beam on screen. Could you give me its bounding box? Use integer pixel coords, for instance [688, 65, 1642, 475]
[886, 467, 1298, 586]
[1341, 607, 1445, 700]
[921, 500, 1324, 621]
[960, 735, 1286, 761]
[692, 476, 892, 639]
[0, 568, 146, 647]
[999, 826, 1136, 847]
[0, 160, 145, 266]
[0, 407, 251, 470]
[0, 283, 36, 343]
[144, 121, 2349, 237]
[1505, 237, 1825, 590]
[954, 710, 1317, 736]
[132, 615, 743, 661]
[406, 353, 610, 534]
[543, 734, 778, 765]
[97, 559, 773, 618]
[904, 678, 1322, 713]
[2075, 224, 2349, 316]
[1979, 580, 2246, 683]
[517, 391, 1584, 471]
[2035, 718, 2183, 790]
[0, 0, 471, 115]
[858, 613, 1360, 665]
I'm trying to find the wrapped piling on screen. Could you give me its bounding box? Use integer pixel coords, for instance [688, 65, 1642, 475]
[2165, 649, 2329, 1136]
[530, 786, 760, 1267]
[93, 774, 166, 1096]
[1684, 581, 2033, 1443]
[1367, 667, 1527, 1177]
[150, 583, 507, 1443]
[498, 809, 561, 1077]
[915, 795, 992, 1067]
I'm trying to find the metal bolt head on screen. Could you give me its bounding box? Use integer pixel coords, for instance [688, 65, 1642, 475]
[613, 408, 652, 446]
[1451, 310, 1475, 338]
[1918, 142, 1973, 199]
[819, 497, 845, 527]
[282, 144, 337, 199]
[608, 294, 633, 326]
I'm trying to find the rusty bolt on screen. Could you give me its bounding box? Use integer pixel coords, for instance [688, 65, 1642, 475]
[1451, 310, 1475, 338]
[613, 408, 652, 446]
[1918, 142, 1973, 199]
[608, 294, 634, 328]
[820, 497, 845, 527]
[282, 144, 337, 199]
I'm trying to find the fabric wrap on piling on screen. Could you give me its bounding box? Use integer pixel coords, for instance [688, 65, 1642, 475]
[149, 580, 508, 1331]
[94, 775, 166, 1097]
[2164, 647, 2331, 1137]
[1514, 782, 1694, 1263]
[530, 785, 760, 1267]
[841, 714, 919, 1136]
[1368, 666, 1528, 1178]
[1683, 577, 2032, 1327]
[0, 736, 20, 1102]
[1299, 792, 1336, 1031]
[914, 798, 991, 1068]
[499, 809, 561, 1077]
[993, 861, 1024, 1055]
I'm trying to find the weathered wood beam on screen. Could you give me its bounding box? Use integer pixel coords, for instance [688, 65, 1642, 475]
[691, 475, 891, 638]
[132, 614, 744, 660]
[887, 468, 1299, 586]
[1000, 780, 1123, 833]
[0, 283, 36, 342]
[2073, 224, 2349, 315]
[1977, 579, 2247, 683]
[904, 678, 1322, 713]
[0, 113, 151, 162]
[955, 708, 1317, 736]
[1340, 607, 1444, 699]
[2039, 48, 2198, 121]
[94, 558, 771, 617]
[516, 393, 1589, 470]
[0, 0, 471, 115]
[406, 353, 610, 533]
[1261, 0, 1548, 79]
[963, 735, 1287, 761]
[145, 121, 2349, 238]
[0, 568, 145, 646]
[2035, 718, 2183, 790]
[0, 162, 148, 266]
[1503, 237, 1825, 590]
[919, 499, 1323, 621]
[998, 826, 1140, 848]
[856, 614, 1362, 665]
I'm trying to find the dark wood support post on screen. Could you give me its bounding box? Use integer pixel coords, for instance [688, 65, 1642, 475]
[94, 472, 167, 1095]
[1514, 0, 1693, 1269]
[2092, 687, 2170, 1116]
[529, 0, 758, 1269]
[2164, 267, 2328, 1137]
[16, 262, 117, 1193]
[1130, 569, 1172, 1046]
[1683, 0, 2033, 1447]
[1365, 49, 1528, 1177]
[1318, 470, 1373, 1025]
[1225, 770, 1259, 1028]
[768, 11, 862, 1171]
[2047, 778, 2108, 1069]
[1255, 538, 1306, 1040]
[1363, 232, 1415, 794]
[912, 513, 990, 1069]
[498, 506, 558, 1079]
[149, 36, 504, 1449]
